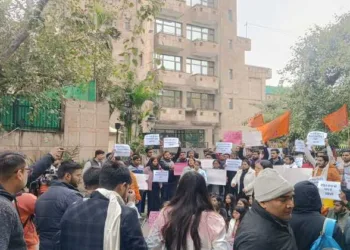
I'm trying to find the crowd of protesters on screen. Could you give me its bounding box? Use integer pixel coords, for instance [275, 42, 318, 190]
[1, 138, 350, 250]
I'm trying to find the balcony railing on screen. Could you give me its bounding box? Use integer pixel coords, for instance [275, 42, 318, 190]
[191, 39, 219, 57]
[154, 33, 187, 52]
[161, 0, 187, 18]
[188, 74, 219, 90]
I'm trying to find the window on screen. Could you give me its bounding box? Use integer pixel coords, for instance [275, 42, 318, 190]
[229, 39, 233, 49]
[229, 69, 233, 80]
[229, 98, 233, 109]
[228, 10, 233, 22]
[155, 54, 182, 71]
[124, 20, 131, 30]
[186, 58, 214, 75]
[160, 90, 182, 108]
[187, 92, 215, 110]
[156, 19, 182, 36]
[186, 25, 215, 41]
[153, 129, 206, 148]
[186, 0, 215, 8]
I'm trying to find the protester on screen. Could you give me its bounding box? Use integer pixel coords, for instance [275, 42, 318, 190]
[236, 198, 250, 210]
[208, 159, 223, 195]
[181, 158, 195, 176]
[225, 193, 236, 220]
[187, 150, 197, 159]
[146, 171, 230, 249]
[234, 168, 297, 250]
[283, 155, 298, 168]
[144, 157, 162, 215]
[254, 159, 273, 176]
[177, 151, 188, 163]
[231, 159, 255, 200]
[305, 139, 334, 167]
[290, 181, 343, 250]
[60, 161, 147, 250]
[15, 192, 39, 250]
[193, 160, 207, 183]
[313, 155, 341, 181]
[35, 161, 83, 250]
[83, 167, 101, 197]
[211, 194, 228, 221]
[159, 151, 178, 203]
[141, 147, 154, 167]
[226, 206, 248, 248]
[217, 154, 226, 168]
[327, 200, 350, 232]
[83, 150, 105, 174]
[0, 152, 28, 250]
[269, 149, 284, 165]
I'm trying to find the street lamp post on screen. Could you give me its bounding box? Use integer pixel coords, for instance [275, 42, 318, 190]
[115, 122, 122, 143]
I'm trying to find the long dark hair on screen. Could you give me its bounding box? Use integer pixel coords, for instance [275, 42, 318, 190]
[233, 206, 248, 223]
[225, 193, 236, 212]
[146, 157, 159, 171]
[161, 171, 214, 250]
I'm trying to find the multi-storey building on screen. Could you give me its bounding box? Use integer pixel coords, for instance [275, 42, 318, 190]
[111, 0, 272, 149]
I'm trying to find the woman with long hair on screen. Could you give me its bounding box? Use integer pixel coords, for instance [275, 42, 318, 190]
[236, 198, 250, 210]
[147, 171, 229, 250]
[144, 157, 162, 215]
[226, 206, 248, 247]
[181, 158, 196, 177]
[224, 194, 236, 220]
[211, 194, 228, 221]
[194, 160, 207, 183]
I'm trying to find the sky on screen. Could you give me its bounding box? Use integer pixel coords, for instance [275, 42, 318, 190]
[237, 0, 350, 86]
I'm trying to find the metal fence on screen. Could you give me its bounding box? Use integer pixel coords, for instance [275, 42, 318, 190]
[0, 97, 61, 132]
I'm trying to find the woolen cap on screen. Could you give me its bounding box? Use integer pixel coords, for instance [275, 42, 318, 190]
[254, 168, 294, 202]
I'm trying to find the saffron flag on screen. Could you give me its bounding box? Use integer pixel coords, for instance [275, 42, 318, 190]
[248, 114, 264, 128]
[322, 104, 349, 132]
[257, 111, 291, 142]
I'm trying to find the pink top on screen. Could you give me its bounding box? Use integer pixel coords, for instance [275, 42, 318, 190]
[147, 207, 229, 250]
[144, 166, 162, 191]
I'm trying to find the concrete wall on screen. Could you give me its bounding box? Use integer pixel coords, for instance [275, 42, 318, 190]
[0, 100, 110, 162]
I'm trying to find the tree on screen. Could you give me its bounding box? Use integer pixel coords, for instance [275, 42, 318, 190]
[260, 12, 350, 146]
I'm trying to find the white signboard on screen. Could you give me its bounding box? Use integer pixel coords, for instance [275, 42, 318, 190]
[163, 138, 180, 148]
[226, 159, 242, 171]
[216, 142, 233, 154]
[308, 176, 326, 187]
[318, 181, 341, 200]
[307, 131, 327, 146]
[135, 174, 149, 190]
[274, 166, 313, 186]
[294, 157, 303, 168]
[144, 134, 160, 146]
[206, 169, 226, 185]
[201, 159, 214, 170]
[295, 140, 305, 152]
[114, 144, 131, 157]
[242, 131, 263, 147]
[153, 170, 169, 183]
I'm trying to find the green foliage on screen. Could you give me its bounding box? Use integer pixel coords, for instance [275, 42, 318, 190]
[260, 12, 350, 146]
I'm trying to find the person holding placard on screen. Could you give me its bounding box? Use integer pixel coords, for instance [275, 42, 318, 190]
[283, 155, 298, 168]
[304, 139, 334, 168]
[141, 148, 154, 168]
[207, 160, 224, 196]
[144, 157, 162, 216]
[231, 160, 255, 200]
[159, 151, 178, 203]
[194, 161, 207, 183]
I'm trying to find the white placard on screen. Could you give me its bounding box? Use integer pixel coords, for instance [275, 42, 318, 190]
[274, 166, 313, 186]
[318, 181, 341, 200]
[309, 176, 326, 187]
[114, 144, 131, 157]
[135, 174, 149, 190]
[201, 159, 214, 170]
[144, 134, 160, 146]
[216, 142, 233, 154]
[307, 131, 327, 146]
[163, 138, 180, 148]
[242, 131, 263, 147]
[153, 170, 169, 183]
[294, 157, 303, 168]
[206, 169, 226, 185]
[226, 159, 242, 171]
[295, 140, 305, 152]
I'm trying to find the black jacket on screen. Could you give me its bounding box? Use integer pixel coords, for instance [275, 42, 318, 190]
[234, 201, 298, 250]
[269, 157, 284, 166]
[35, 181, 82, 250]
[290, 181, 344, 250]
[28, 154, 55, 186]
[60, 191, 147, 250]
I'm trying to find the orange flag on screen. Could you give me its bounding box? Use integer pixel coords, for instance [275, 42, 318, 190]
[257, 111, 291, 142]
[248, 114, 264, 128]
[322, 104, 349, 132]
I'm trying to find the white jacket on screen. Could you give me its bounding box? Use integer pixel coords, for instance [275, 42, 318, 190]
[231, 168, 255, 196]
[226, 219, 237, 247]
[283, 162, 298, 168]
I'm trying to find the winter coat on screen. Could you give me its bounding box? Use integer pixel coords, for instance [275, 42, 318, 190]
[35, 181, 83, 250]
[234, 201, 298, 250]
[328, 209, 350, 233]
[289, 181, 343, 250]
[0, 185, 26, 250]
[144, 165, 162, 191]
[269, 157, 284, 166]
[231, 168, 255, 196]
[60, 191, 147, 250]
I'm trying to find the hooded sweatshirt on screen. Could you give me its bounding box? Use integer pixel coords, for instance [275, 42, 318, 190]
[289, 181, 343, 250]
[0, 185, 27, 250]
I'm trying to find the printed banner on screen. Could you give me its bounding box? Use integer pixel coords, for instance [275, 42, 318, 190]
[144, 134, 160, 146]
[114, 144, 131, 157]
[163, 138, 180, 148]
[308, 176, 326, 187]
[307, 131, 327, 146]
[295, 140, 305, 152]
[318, 181, 341, 200]
[153, 170, 169, 183]
[206, 169, 226, 185]
[216, 142, 233, 154]
[225, 159, 242, 171]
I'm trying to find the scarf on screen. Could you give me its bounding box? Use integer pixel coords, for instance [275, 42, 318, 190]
[313, 163, 330, 179]
[96, 188, 125, 250]
[239, 169, 249, 194]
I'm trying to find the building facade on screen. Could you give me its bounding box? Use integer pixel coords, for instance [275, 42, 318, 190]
[110, 0, 271, 148]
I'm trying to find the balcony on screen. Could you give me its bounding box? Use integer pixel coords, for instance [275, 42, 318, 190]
[236, 37, 251, 51]
[247, 65, 272, 79]
[191, 5, 219, 25]
[157, 70, 190, 86]
[154, 33, 187, 52]
[191, 40, 219, 57]
[188, 74, 219, 90]
[158, 107, 186, 123]
[192, 110, 219, 125]
[160, 0, 187, 18]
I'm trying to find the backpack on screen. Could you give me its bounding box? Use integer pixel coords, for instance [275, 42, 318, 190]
[310, 218, 342, 250]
